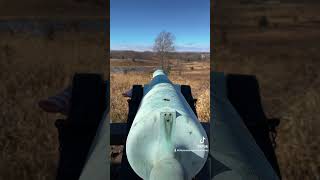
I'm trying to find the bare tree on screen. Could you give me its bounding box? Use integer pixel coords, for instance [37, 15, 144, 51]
[153, 31, 175, 72]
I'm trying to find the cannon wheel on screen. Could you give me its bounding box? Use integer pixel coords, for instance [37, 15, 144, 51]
[181, 85, 198, 117]
[118, 85, 143, 180]
[55, 73, 107, 180]
[226, 74, 281, 178]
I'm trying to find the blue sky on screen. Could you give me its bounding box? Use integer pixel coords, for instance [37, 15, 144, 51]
[110, 0, 210, 52]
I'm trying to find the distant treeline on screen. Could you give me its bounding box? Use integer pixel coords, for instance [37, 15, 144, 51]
[110, 50, 210, 61]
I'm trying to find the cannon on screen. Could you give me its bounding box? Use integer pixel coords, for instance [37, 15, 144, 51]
[110, 71, 281, 180]
[210, 72, 281, 180]
[51, 70, 281, 180]
[125, 69, 209, 180]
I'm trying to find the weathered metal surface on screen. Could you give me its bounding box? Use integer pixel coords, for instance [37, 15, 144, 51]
[79, 78, 110, 180]
[110, 122, 210, 145]
[126, 69, 209, 180]
[79, 111, 110, 180]
[210, 72, 280, 180]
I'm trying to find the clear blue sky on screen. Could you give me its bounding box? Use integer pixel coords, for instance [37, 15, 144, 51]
[110, 0, 210, 52]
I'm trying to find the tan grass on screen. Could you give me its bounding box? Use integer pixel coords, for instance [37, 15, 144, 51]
[214, 3, 320, 179]
[110, 60, 210, 122]
[0, 31, 107, 180]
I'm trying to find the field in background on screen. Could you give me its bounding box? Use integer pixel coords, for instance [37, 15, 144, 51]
[110, 56, 210, 178]
[0, 28, 107, 180]
[214, 2, 320, 179]
[110, 57, 210, 122]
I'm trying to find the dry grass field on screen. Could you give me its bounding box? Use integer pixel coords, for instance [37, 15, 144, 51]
[213, 2, 320, 180]
[110, 58, 210, 123]
[0, 29, 107, 180]
[110, 57, 210, 178]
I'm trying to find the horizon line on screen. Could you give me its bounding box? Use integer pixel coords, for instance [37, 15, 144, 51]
[110, 49, 210, 53]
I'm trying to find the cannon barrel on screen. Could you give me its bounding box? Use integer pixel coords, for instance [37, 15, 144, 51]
[126, 69, 209, 180]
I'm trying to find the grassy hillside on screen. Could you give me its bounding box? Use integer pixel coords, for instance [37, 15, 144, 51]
[0, 26, 107, 180]
[213, 2, 320, 180]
